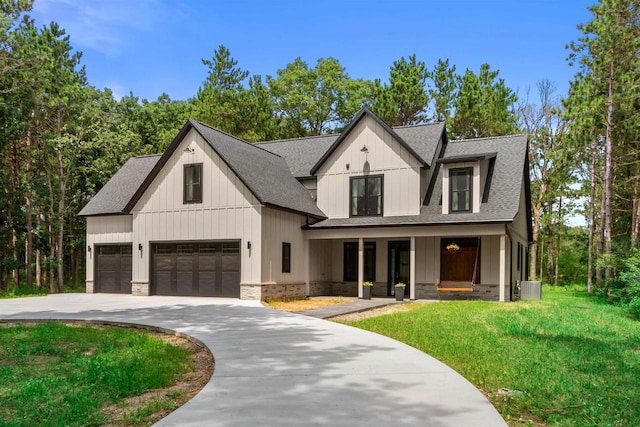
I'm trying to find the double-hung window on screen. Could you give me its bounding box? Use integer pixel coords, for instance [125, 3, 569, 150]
[184, 163, 203, 204]
[450, 167, 472, 212]
[350, 175, 383, 217]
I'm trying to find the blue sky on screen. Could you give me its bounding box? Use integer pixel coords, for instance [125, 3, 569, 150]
[31, 0, 594, 103]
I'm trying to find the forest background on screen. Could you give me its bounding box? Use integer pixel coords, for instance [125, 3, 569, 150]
[1, 0, 639, 315]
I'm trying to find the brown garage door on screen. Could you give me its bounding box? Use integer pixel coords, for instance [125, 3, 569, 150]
[95, 244, 132, 294]
[151, 241, 240, 297]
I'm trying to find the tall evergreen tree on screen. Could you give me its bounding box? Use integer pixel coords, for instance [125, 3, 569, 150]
[450, 63, 518, 139]
[565, 0, 640, 292]
[370, 54, 429, 126]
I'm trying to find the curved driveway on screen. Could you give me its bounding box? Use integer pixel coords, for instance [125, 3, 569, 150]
[0, 294, 506, 426]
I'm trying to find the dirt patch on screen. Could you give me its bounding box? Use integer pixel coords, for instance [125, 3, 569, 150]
[100, 331, 214, 426]
[265, 296, 358, 312]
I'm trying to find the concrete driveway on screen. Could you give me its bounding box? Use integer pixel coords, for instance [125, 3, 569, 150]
[0, 294, 506, 426]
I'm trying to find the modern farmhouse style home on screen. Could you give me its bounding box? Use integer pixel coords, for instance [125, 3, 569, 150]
[80, 108, 532, 302]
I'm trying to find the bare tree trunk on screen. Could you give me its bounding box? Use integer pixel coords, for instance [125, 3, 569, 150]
[554, 197, 562, 286]
[57, 145, 65, 293]
[631, 162, 640, 248]
[529, 203, 541, 280]
[24, 127, 33, 288]
[587, 146, 597, 293]
[35, 206, 42, 289]
[539, 236, 544, 281]
[603, 60, 615, 296]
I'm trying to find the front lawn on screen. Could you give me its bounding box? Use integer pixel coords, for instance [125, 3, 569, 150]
[344, 288, 640, 426]
[0, 322, 194, 426]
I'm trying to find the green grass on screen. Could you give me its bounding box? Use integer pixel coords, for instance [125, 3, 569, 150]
[0, 287, 48, 299]
[0, 322, 192, 427]
[344, 287, 640, 426]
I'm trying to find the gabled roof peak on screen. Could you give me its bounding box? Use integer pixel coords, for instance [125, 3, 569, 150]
[308, 107, 430, 176]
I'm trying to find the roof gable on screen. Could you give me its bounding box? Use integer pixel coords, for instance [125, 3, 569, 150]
[124, 120, 325, 218]
[423, 134, 528, 221]
[309, 108, 428, 176]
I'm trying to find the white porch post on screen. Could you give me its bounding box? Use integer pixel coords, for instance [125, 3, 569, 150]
[358, 237, 364, 298]
[499, 234, 507, 302]
[304, 237, 310, 296]
[410, 236, 416, 300]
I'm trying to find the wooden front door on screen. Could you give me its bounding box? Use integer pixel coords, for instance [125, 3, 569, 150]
[440, 238, 480, 285]
[388, 241, 410, 296]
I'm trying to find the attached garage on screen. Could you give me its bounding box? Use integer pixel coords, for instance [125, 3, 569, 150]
[95, 244, 132, 294]
[151, 241, 240, 297]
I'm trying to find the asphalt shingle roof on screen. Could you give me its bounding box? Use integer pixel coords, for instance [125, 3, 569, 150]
[257, 122, 445, 178]
[189, 121, 325, 218]
[78, 155, 160, 216]
[307, 134, 528, 228]
[80, 121, 326, 218]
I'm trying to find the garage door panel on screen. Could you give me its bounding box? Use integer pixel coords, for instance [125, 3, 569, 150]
[221, 272, 241, 297]
[155, 271, 173, 295]
[152, 241, 240, 297]
[95, 245, 132, 294]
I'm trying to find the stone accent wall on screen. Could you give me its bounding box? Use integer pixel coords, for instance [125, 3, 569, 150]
[371, 282, 388, 297]
[331, 282, 358, 297]
[240, 284, 262, 300]
[308, 282, 332, 296]
[240, 283, 306, 301]
[86, 280, 94, 294]
[131, 281, 149, 296]
[415, 283, 499, 301]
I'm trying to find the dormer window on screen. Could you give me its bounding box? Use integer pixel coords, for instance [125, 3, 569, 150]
[350, 175, 383, 216]
[184, 163, 203, 204]
[449, 167, 472, 213]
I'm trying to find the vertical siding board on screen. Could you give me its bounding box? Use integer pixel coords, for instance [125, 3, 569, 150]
[315, 115, 422, 219]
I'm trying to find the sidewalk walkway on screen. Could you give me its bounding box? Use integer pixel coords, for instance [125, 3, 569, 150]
[297, 298, 406, 319]
[0, 294, 506, 427]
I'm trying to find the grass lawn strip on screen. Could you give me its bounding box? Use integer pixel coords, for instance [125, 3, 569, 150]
[342, 288, 640, 427]
[0, 321, 213, 426]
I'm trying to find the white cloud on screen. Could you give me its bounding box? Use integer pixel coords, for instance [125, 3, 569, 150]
[33, 0, 169, 56]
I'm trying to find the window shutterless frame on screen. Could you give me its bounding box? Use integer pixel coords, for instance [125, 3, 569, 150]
[183, 163, 203, 204]
[349, 174, 383, 217]
[282, 242, 291, 273]
[449, 167, 472, 213]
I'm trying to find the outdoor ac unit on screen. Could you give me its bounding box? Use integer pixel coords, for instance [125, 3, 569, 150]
[519, 281, 542, 300]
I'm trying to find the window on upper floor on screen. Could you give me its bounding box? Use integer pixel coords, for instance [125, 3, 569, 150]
[350, 175, 383, 217]
[184, 163, 203, 204]
[449, 167, 472, 213]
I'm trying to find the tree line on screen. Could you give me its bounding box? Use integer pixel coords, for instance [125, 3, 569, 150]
[1, 1, 639, 312]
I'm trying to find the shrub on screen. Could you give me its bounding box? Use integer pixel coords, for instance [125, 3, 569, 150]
[629, 297, 640, 320]
[612, 250, 640, 304]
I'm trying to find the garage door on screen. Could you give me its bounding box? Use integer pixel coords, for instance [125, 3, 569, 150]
[151, 241, 240, 297]
[95, 244, 132, 294]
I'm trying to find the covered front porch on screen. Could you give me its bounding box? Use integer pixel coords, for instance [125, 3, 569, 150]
[303, 224, 512, 302]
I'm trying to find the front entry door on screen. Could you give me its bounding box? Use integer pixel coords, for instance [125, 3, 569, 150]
[388, 241, 410, 296]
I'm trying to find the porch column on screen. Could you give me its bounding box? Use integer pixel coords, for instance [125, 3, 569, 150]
[303, 237, 310, 296]
[499, 234, 507, 302]
[358, 237, 364, 298]
[410, 236, 416, 300]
